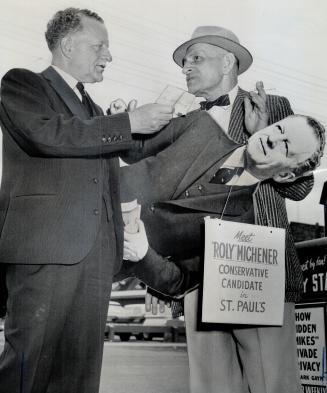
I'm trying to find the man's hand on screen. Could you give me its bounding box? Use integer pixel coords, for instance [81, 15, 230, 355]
[244, 81, 269, 134]
[129, 103, 174, 134]
[123, 219, 149, 262]
[145, 292, 168, 315]
[108, 99, 138, 115]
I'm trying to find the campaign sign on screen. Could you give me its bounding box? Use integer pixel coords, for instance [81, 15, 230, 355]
[297, 242, 327, 302]
[201, 218, 285, 325]
[295, 303, 327, 393]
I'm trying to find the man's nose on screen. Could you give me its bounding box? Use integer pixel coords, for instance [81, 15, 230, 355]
[267, 133, 285, 148]
[182, 62, 192, 75]
[270, 132, 286, 143]
[102, 46, 112, 63]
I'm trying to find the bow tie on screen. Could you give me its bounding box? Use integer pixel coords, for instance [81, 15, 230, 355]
[200, 94, 230, 111]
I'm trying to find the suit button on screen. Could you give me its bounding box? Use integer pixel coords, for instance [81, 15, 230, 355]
[185, 190, 189, 198]
[93, 178, 98, 184]
[93, 209, 99, 215]
[197, 185, 203, 191]
[150, 204, 155, 212]
[107, 136, 112, 143]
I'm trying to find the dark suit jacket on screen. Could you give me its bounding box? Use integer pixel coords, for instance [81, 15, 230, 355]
[118, 89, 313, 301]
[0, 67, 132, 267]
[121, 112, 255, 255]
[117, 114, 256, 296]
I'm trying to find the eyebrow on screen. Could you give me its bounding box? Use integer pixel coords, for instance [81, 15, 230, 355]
[188, 50, 206, 57]
[183, 51, 205, 66]
[284, 141, 289, 157]
[184, 50, 206, 58]
[276, 124, 288, 156]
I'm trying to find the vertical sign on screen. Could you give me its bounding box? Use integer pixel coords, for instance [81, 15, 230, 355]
[295, 303, 327, 393]
[298, 245, 327, 301]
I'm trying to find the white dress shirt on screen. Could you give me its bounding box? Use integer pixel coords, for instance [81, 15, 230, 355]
[51, 65, 82, 101]
[206, 84, 238, 133]
[222, 146, 261, 186]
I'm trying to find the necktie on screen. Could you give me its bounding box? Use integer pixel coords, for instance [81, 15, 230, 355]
[200, 94, 230, 111]
[76, 82, 94, 117]
[210, 167, 244, 184]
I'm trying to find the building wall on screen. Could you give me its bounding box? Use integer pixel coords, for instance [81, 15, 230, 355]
[290, 222, 325, 243]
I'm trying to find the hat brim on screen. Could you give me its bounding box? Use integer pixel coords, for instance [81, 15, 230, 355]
[173, 35, 253, 75]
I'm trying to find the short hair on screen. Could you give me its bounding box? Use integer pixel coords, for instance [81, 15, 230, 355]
[45, 8, 103, 52]
[292, 115, 325, 178]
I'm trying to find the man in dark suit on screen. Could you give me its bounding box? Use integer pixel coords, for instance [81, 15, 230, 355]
[0, 7, 173, 393]
[118, 26, 322, 393]
[120, 115, 324, 393]
[120, 114, 325, 296]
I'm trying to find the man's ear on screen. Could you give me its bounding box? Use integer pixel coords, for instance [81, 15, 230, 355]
[223, 53, 236, 74]
[273, 172, 296, 183]
[60, 36, 73, 58]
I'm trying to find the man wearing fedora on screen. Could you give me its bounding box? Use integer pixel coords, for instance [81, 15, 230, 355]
[172, 26, 308, 393]
[118, 26, 309, 393]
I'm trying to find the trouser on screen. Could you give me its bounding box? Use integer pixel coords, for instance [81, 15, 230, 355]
[0, 211, 116, 393]
[184, 289, 301, 393]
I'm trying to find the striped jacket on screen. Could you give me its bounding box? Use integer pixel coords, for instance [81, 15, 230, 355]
[169, 89, 312, 316]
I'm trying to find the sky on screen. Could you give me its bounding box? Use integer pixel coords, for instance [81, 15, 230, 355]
[1, 0, 327, 225]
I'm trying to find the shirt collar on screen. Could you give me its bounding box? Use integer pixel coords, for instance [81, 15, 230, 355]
[205, 84, 238, 111]
[51, 65, 79, 91]
[226, 84, 238, 107]
[224, 145, 261, 186]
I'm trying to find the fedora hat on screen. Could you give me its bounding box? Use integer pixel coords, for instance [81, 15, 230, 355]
[173, 26, 253, 75]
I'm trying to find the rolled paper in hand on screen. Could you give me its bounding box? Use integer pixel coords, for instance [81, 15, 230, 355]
[156, 85, 195, 117]
[121, 199, 141, 234]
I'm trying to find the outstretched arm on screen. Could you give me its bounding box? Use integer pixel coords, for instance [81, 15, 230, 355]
[116, 220, 201, 299]
[116, 248, 200, 300]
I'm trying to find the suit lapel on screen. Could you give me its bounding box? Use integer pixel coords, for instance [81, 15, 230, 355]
[41, 67, 89, 120]
[84, 91, 102, 117]
[228, 88, 249, 144]
[173, 113, 240, 199]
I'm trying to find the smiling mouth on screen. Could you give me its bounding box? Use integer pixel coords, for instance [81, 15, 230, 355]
[259, 137, 267, 155]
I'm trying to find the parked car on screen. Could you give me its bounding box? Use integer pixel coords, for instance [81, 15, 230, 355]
[106, 301, 145, 341]
[107, 301, 145, 324]
[106, 293, 186, 342]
